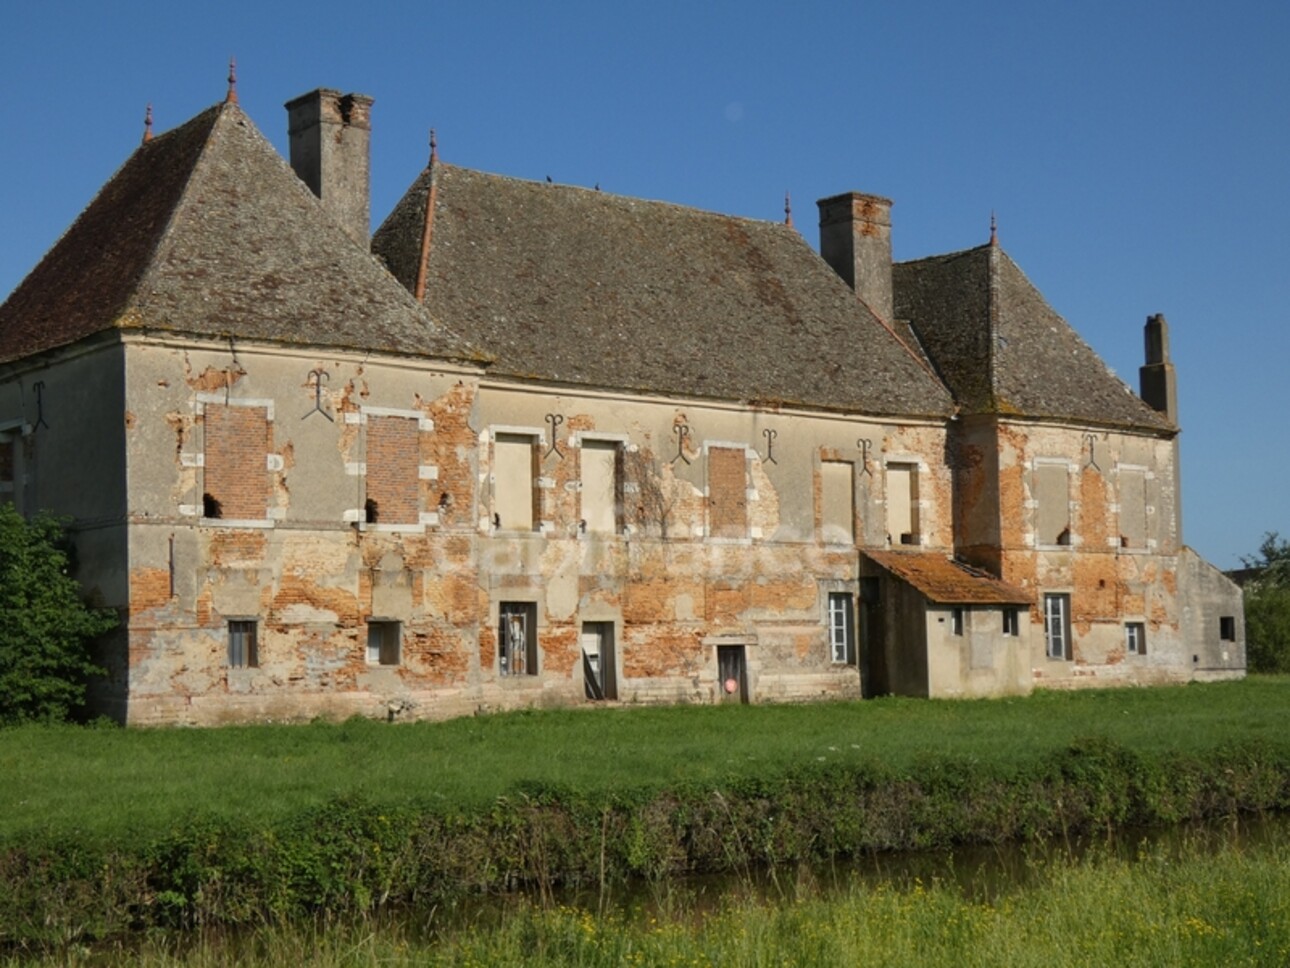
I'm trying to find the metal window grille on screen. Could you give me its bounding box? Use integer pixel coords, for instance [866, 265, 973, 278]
[228, 620, 258, 668]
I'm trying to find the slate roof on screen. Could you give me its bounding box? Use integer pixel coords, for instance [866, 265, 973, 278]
[892, 245, 1172, 433]
[373, 164, 954, 418]
[0, 102, 479, 366]
[864, 550, 1032, 605]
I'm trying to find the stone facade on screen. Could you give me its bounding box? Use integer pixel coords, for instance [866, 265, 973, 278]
[0, 85, 1244, 724]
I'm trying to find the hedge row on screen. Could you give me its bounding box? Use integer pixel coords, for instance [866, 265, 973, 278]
[4, 736, 1289, 951]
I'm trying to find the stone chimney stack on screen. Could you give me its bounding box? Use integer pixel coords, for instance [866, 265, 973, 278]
[817, 192, 894, 321]
[1139, 313, 1178, 425]
[285, 89, 374, 248]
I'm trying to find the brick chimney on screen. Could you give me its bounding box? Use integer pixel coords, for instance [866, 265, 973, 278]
[817, 192, 894, 321]
[285, 89, 374, 248]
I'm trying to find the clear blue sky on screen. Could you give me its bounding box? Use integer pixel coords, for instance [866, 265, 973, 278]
[2, 0, 1286, 568]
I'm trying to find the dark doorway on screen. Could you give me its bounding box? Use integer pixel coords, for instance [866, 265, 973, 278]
[859, 576, 889, 698]
[716, 645, 749, 703]
[581, 622, 618, 700]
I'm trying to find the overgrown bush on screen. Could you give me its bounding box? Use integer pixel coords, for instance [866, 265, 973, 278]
[0, 505, 116, 724]
[1243, 532, 1290, 674]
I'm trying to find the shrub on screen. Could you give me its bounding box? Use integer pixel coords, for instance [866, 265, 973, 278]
[0, 505, 117, 724]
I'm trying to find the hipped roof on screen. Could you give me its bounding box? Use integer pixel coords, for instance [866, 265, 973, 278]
[373, 164, 954, 418]
[864, 550, 1032, 605]
[893, 245, 1172, 434]
[0, 102, 479, 366]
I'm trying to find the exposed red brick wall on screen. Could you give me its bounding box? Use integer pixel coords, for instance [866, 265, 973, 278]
[708, 446, 747, 538]
[203, 405, 269, 519]
[365, 415, 420, 525]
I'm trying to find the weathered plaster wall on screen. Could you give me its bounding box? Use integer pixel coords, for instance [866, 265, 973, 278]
[925, 605, 1031, 698]
[1179, 546, 1245, 681]
[115, 338, 949, 723]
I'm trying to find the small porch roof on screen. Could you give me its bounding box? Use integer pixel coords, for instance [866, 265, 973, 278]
[863, 550, 1031, 606]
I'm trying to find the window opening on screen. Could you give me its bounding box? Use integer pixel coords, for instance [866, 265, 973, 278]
[499, 602, 539, 676]
[1002, 608, 1020, 637]
[228, 620, 258, 668]
[951, 606, 965, 637]
[1044, 593, 1072, 660]
[828, 592, 856, 664]
[1220, 616, 1236, 642]
[367, 620, 402, 666]
[1125, 622, 1146, 656]
[580, 621, 618, 700]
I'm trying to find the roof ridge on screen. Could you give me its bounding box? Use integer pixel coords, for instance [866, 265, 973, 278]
[433, 161, 794, 229]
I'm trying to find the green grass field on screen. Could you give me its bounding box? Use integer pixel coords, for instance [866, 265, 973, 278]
[4, 677, 1289, 844]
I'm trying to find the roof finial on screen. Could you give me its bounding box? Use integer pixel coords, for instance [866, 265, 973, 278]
[990, 210, 998, 247]
[142, 103, 153, 144]
[429, 128, 438, 166]
[225, 57, 238, 104]
[784, 191, 793, 228]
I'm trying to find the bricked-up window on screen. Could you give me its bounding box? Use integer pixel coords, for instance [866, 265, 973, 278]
[708, 446, 747, 539]
[886, 462, 920, 545]
[1125, 622, 1146, 655]
[1044, 593, 1072, 660]
[1035, 462, 1071, 546]
[1118, 467, 1147, 549]
[227, 620, 258, 668]
[204, 404, 269, 520]
[827, 592, 856, 664]
[367, 620, 401, 665]
[365, 416, 420, 525]
[499, 602, 538, 676]
[581, 440, 624, 534]
[495, 434, 539, 531]
[820, 461, 854, 544]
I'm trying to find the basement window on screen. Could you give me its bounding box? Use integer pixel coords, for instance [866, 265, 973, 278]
[227, 620, 259, 668]
[499, 602, 538, 676]
[367, 620, 402, 666]
[827, 592, 856, 664]
[1125, 622, 1146, 656]
[1220, 616, 1237, 642]
[1043, 593, 1072, 660]
[1002, 608, 1020, 637]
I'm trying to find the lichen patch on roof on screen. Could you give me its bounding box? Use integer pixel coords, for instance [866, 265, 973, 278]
[374, 165, 954, 418]
[864, 550, 1032, 605]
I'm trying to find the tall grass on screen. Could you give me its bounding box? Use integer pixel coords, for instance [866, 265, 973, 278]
[4, 678, 1289, 843]
[13, 831, 1290, 967]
